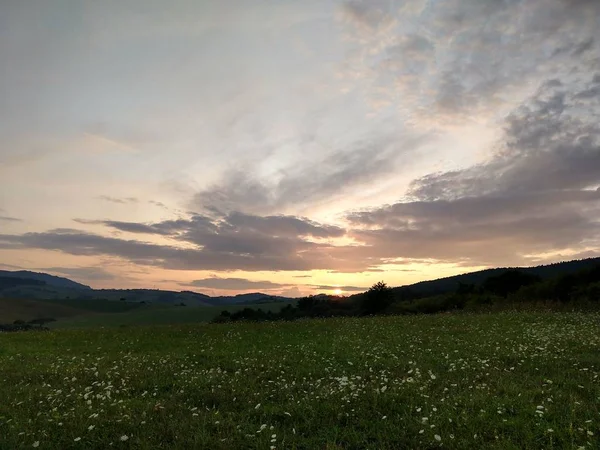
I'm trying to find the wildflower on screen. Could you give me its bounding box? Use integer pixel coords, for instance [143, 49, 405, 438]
[434, 434, 442, 441]
[588, 431, 594, 436]
[88, 425, 95, 431]
[32, 442, 40, 448]
[120, 435, 129, 442]
[74, 437, 81, 442]
[255, 403, 261, 410]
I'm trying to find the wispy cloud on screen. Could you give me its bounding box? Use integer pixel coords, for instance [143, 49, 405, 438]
[42, 266, 116, 282]
[188, 277, 289, 291]
[0, 215, 21, 222]
[192, 133, 428, 215]
[97, 196, 139, 205]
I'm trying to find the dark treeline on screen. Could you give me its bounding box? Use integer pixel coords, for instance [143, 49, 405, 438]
[0, 318, 55, 333]
[212, 263, 600, 323]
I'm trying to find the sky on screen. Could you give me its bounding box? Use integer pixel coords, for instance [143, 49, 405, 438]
[0, 0, 599, 297]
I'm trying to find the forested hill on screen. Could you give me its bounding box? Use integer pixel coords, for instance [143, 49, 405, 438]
[0, 270, 91, 290]
[395, 257, 600, 296]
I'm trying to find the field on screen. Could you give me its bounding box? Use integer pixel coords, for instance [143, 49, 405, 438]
[0, 298, 146, 324]
[48, 302, 293, 329]
[0, 297, 292, 329]
[1, 313, 599, 449]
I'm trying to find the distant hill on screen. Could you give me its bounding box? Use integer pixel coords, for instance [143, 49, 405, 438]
[0, 270, 91, 290]
[2, 257, 599, 311]
[0, 271, 294, 307]
[393, 257, 600, 297]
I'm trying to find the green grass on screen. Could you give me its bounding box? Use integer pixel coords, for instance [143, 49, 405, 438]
[0, 298, 89, 323]
[49, 302, 294, 328]
[0, 297, 151, 324]
[40, 298, 148, 313]
[1, 312, 600, 449]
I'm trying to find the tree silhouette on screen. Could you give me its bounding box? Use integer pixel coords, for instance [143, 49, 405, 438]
[361, 281, 394, 315]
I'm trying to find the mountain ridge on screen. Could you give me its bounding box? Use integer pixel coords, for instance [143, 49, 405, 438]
[1, 256, 598, 305]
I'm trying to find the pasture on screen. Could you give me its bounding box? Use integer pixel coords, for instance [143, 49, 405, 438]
[48, 302, 293, 329]
[1, 312, 599, 449]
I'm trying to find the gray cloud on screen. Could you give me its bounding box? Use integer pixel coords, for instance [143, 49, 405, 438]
[344, 75, 600, 266]
[0, 229, 359, 272]
[339, 0, 600, 122]
[0, 215, 21, 222]
[98, 196, 139, 204]
[42, 266, 116, 282]
[311, 285, 367, 293]
[0, 210, 369, 272]
[192, 134, 427, 215]
[188, 277, 289, 291]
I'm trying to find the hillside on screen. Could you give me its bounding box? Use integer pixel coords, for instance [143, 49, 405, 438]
[2, 256, 599, 326]
[0, 270, 91, 290]
[392, 257, 600, 296]
[0, 298, 91, 324]
[0, 270, 293, 306]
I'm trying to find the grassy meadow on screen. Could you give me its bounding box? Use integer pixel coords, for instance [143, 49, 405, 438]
[47, 302, 294, 329]
[1, 312, 600, 449]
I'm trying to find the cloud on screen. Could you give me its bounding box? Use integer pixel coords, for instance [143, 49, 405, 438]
[192, 134, 427, 215]
[42, 266, 116, 282]
[338, 0, 600, 124]
[344, 75, 600, 266]
[74, 219, 175, 236]
[0, 215, 21, 222]
[0, 212, 367, 272]
[0, 263, 23, 270]
[97, 196, 139, 205]
[188, 277, 288, 291]
[339, 0, 396, 32]
[311, 284, 367, 293]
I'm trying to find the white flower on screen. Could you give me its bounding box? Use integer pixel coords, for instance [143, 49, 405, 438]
[32, 442, 40, 448]
[120, 435, 129, 441]
[434, 434, 442, 442]
[419, 430, 424, 434]
[588, 431, 594, 436]
[88, 425, 95, 431]
[255, 403, 261, 410]
[74, 437, 81, 442]
[547, 429, 554, 433]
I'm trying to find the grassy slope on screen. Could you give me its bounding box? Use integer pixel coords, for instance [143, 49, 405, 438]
[1, 312, 600, 449]
[0, 298, 150, 324]
[0, 298, 89, 323]
[49, 301, 295, 328]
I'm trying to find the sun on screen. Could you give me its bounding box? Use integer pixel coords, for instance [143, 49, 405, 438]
[333, 288, 343, 296]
